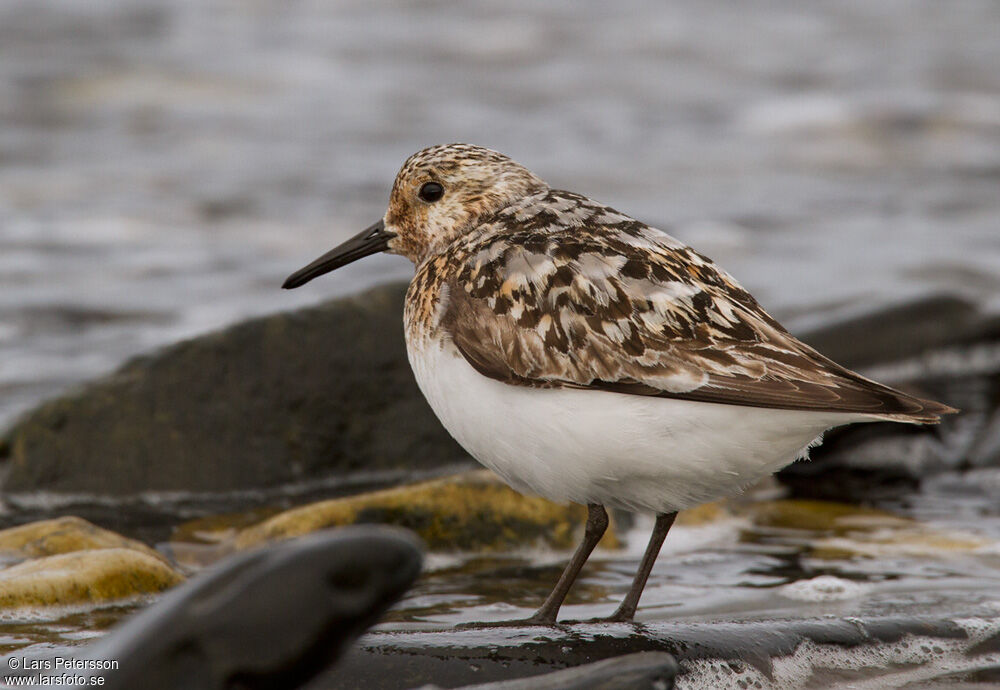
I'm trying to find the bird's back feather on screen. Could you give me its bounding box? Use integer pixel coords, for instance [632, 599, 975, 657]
[406, 189, 956, 423]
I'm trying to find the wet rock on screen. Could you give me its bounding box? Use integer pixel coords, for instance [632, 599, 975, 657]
[780, 294, 1000, 502]
[0, 548, 182, 608]
[444, 652, 678, 690]
[1, 282, 470, 496]
[968, 628, 1000, 657]
[235, 470, 619, 552]
[330, 617, 979, 689]
[794, 294, 995, 369]
[0, 516, 167, 565]
[81, 526, 422, 690]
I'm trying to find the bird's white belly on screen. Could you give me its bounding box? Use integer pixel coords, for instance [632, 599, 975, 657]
[408, 338, 864, 514]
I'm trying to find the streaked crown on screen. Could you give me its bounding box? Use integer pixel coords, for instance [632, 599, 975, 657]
[385, 144, 547, 263]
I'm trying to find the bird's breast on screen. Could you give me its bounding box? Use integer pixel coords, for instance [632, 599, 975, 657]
[403, 257, 453, 345]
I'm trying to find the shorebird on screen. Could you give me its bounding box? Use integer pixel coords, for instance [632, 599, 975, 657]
[283, 144, 955, 625]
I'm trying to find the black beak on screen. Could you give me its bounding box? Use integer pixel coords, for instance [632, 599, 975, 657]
[282, 220, 393, 289]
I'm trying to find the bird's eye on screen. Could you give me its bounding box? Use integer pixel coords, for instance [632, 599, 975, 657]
[418, 182, 444, 203]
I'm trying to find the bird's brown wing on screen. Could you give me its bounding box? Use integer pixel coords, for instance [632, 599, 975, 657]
[437, 195, 954, 423]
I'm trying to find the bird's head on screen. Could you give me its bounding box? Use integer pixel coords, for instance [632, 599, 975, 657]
[282, 144, 546, 289]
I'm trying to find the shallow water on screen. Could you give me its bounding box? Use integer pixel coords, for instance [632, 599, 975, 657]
[2, 475, 999, 688]
[1, 0, 999, 428]
[385, 482, 1000, 630]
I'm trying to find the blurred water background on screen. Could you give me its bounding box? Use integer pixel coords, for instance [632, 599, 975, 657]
[1, 0, 999, 430]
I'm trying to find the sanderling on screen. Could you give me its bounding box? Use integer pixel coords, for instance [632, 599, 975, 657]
[283, 143, 956, 625]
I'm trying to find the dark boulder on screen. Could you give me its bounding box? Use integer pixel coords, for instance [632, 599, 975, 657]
[780, 294, 1000, 501]
[328, 616, 972, 689]
[1, 282, 470, 497]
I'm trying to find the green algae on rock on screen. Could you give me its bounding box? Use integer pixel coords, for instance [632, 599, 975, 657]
[0, 516, 168, 565]
[0, 548, 183, 608]
[235, 470, 620, 552]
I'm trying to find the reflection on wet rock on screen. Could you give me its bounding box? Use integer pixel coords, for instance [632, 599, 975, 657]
[443, 652, 678, 690]
[809, 528, 989, 560]
[331, 617, 1000, 690]
[235, 470, 619, 552]
[744, 499, 989, 560]
[0, 549, 182, 608]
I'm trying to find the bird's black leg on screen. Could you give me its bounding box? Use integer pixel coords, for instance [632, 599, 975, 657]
[600, 511, 677, 623]
[459, 503, 608, 627]
[526, 503, 609, 624]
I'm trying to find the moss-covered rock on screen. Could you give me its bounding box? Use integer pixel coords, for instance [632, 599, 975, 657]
[0, 516, 167, 565]
[235, 470, 619, 552]
[0, 548, 183, 608]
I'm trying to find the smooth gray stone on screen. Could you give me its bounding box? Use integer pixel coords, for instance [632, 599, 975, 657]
[80, 526, 422, 690]
[327, 617, 967, 689]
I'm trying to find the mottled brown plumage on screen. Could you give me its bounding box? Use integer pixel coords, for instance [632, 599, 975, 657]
[397, 154, 953, 423]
